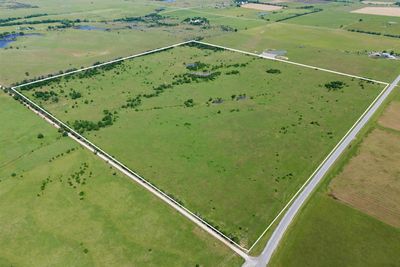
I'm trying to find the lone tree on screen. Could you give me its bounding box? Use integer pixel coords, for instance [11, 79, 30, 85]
[37, 133, 44, 139]
[184, 99, 194, 107]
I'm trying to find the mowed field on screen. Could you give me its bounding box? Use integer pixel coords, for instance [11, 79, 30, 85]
[330, 128, 400, 227]
[18, 44, 385, 247]
[330, 94, 400, 228]
[0, 92, 242, 266]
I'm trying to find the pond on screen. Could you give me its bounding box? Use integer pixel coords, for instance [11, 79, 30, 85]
[73, 25, 107, 31]
[0, 33, 42, 48]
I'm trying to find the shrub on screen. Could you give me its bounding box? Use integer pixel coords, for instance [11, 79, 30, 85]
[37, 133, 44, 139]
[325, 81, 347, 91]
[266, 68, 281, 74]
[184, 99, 194, 107]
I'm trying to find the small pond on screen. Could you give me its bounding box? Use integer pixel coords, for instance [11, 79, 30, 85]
[73, 25, 107, 31]
[0, 33, 42, 48]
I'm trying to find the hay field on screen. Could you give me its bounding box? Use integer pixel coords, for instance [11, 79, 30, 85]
[351, 7, 400, 17]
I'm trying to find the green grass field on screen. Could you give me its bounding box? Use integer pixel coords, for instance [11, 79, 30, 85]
[2, 0, 400, 263]
[206, 22, 400, 82]
[17, 43, 385, 247]
[0, 92, 242, 266]
[284, 3, 400, 34]
[269, 193, 400, 267]
[269, 89, 400, 266]
[0, 0, 234, 86]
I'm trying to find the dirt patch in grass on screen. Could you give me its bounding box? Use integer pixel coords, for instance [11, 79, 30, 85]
[351, 7, 400, 17]
[378, 101, 400, 131]
[241, 3, 283, 11]
[330, 129, 400, 228]
[362, 1, 395, 5]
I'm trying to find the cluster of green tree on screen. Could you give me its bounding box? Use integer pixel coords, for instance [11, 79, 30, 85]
[226, 69, 240, 75]
[48, 146, 77, 163]
[211, 62, 249, 71]
[296, 5, 315, 9]
[184, 98, 194, 107]
[0, 18, 86, 27]
[276, 8, 322, 22]
[69, 90, 82, 99]
[115, 12, 178, 27]
[220, 25, 237, 32]
[186, 61, 210, 71]
[395, 1, 400, 6]
[231, 94, 246, 100]
[122, 95, 142, 109]
[47, 20, 80, 30]
[382, 50, 400, 56]
[33, 90, 58, 102]
[68, 162, 89, 187]
[185, 42, 224, 52]
[210, 97, 223, 104]
[188, 71, 221, 81]
[274, 172, 294, 183]
[38, 177, 52, 196]
[115, 12, 162, 23]
[0, 13, 48, 24]
[17, 75, 63, 90]
[0, 31, 24, 38]
[266, 68, 281, 74]
[182, 17, 210, 26]
[324, 80, 347, 91]
[72, 110, 116, 133]
[347, 28, 400, 39]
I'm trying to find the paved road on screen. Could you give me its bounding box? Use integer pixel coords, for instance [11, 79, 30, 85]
[246, 74, 400, 267]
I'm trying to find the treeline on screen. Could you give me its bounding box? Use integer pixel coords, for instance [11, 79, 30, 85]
[276, 8, 322, 22]
[114, 13, 178, 27]
[182, 17, 210, 26]
[185, 42, 224, 52]
[17, 60, 124, 90]
[0, 13, 48, 24]
[33, 90, 58, 102]
[0, 31, 24, 38]
[347, 28, 400, 39]
[0, 18, 87, 28]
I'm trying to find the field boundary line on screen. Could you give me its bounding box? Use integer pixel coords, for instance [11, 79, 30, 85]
[192, 40, 389, 85]
[5, 39, 390, 259]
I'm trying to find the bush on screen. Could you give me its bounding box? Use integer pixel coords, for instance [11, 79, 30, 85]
[37, 133, 44, 139]
[266, 68, 281, 74]
[184, 99, 194, 107]
[325, 81, 347, 91]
